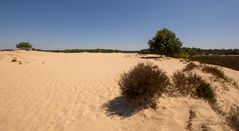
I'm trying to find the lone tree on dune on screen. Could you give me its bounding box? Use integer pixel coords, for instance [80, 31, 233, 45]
[148, 28, 182, 57]
[16, 42, 33, 51]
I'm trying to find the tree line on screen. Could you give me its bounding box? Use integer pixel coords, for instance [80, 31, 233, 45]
[43, 49, 138, 53]
[15, 28, 238, 56]
[139, 48, 239, 56]
[182, 47, 239, 56]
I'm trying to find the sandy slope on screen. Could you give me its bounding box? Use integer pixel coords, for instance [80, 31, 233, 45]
[0, 51, 238, 131]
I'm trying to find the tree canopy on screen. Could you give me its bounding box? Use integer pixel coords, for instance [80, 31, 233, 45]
[16, 42, 33, 51]
[148, 28, 182, 57]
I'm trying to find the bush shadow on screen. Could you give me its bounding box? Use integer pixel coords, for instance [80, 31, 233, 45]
[102, 96, 141, 118]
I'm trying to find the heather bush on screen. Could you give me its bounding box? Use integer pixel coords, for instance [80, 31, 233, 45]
[12, 58, 17, 62]
[172, 70, 215, 102]
[196, 81, 215, 102]
[172, 71, 201, 95]
[172, 70, 188, 94]
[118, 62, 170, 109]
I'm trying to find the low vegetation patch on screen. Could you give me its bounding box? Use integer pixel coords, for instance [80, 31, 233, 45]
[12, 58, 17, 62]
[118, 62, 170, 109]
[183, 62, 198, 71]
[227, 106, 239, 131]
[202, 66, 227, 80]
[173, 49, 189, 59]
[172, 71, 202, 95]
[195, 81, 215, 102]
[190, 55, 239, 71]
[232, 81, 239, 89]
[172, 70, 216, 102]
[186, 109, 196, 130]
[172, 70, 189, 94]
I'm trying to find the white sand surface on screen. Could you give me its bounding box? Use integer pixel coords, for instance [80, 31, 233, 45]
[0, 51, 238, 131]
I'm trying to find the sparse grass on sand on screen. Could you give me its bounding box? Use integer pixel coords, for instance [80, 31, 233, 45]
[202, 66, 227, 80]
[183, 62, 198, 71]
[227, 106, 239, 131]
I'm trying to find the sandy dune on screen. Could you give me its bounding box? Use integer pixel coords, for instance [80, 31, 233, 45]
[0, 51, 238, 131]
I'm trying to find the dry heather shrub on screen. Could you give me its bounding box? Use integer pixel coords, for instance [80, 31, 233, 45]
[172, 71, 201, 95]
[172, 70, 216, 102]
[227, 106, 239, 131]
[183, 62, 198, 71]
[171, 71, 187, 94]
[195, 81, 215, 103]
[202, 66, 227, 80]
[118, 62, 170, 109]
[12, 58, 17, 62]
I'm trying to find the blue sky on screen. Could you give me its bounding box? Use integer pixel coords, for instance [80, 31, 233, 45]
[0, 0, 238, 50]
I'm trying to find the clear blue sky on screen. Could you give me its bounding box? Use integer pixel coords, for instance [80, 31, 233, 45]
[0, 0, 238, 50]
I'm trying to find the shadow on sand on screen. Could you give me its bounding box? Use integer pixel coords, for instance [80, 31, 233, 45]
[102, 96, 142, 118]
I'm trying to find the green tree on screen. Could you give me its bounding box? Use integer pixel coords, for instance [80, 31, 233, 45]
[16, 42, 33, 51]
[148, 28, 182, 57]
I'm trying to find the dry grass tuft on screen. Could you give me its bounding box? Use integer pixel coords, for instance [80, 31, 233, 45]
[183, 62, 198, 71]
[202, 66, 227, 80]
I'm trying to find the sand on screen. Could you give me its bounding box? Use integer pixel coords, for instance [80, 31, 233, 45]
[0, 51, 238, 131]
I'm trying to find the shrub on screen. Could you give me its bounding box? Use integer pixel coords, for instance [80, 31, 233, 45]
[183, 62, 198, 71]
[227, 106, 239, 131]
[196, 81, 215, 102]
[202, 66, 227, 80]
[172, 70, 188, 94]
[172, 71, 202, 95]
[172, 70, 216, 102]
[12, 58, 17, 62]
[118, 62, 170, 109]
[187, 73, 203, 90]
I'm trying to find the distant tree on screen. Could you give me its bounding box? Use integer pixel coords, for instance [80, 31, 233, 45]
[16, 42, 32, 51]
[148, 28, 182, 57]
